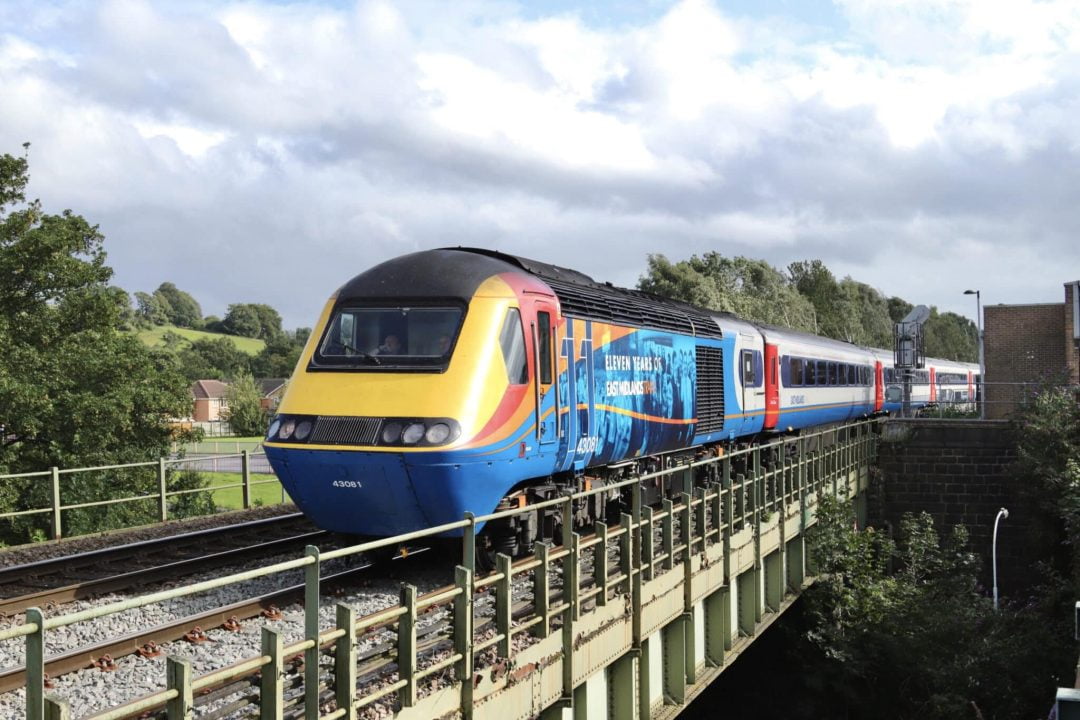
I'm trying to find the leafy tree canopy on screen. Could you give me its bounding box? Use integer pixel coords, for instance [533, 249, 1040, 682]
[639, 252, 818, 332]
[801, 496, 1071, 719]
[0, 148, 200, 540]
[640, 251, 977, 361]
[223, 371, 268, 436]
[176, 336, 252, 382]
[0, 148, 193, 471]
[154, 281, 202, 328]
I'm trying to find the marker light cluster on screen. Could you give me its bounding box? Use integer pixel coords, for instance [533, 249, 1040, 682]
[266, 415, 460, 448]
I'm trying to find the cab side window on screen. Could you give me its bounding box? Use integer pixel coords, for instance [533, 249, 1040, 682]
[499, 309, 528, 384]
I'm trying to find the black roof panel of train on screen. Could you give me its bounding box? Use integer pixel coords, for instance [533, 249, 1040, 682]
[455, 248, 723, 339]
[337, 248, 723, 339]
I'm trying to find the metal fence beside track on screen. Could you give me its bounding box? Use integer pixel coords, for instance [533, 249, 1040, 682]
[5, 420, 881, 720]
[0, 451, 283, 543]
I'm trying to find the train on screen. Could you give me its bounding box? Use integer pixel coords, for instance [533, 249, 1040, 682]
[263, 248, 978, 553]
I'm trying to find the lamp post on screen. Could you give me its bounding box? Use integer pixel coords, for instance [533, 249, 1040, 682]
[992, 507, 1008, 611]
[964, 289, 985, 419]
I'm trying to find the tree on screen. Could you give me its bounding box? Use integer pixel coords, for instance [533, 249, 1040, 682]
[177, 336, 252, 381]
[222, 303, 263, 338]
[223, 372, 268, 436]
[639, 252, 817, 332]
[0, 147, 205, 542]
[154, 282, 202, 328]
[922, 309, 977, 362]
[134, 290, 169, 325]
[251, 331, 304, 377]
[800, 496, 1072, 719]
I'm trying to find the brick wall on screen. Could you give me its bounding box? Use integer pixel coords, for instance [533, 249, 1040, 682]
[870, 419, 1037, 596]
[983, 302, 1065, 419]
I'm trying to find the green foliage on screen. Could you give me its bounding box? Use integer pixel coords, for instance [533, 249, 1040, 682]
[803, 496, 1072, 719]
[640, 251, 976, 361]
[0, 147, 198, 543]
[177, 336, 252, 382]
[154, 282, 203, 329]
[1012, 386, 1080, 578]
[223, 302, 282, 339]
[923, 308, 978, 362]
[250, 328, 308, 377]
[223, 372, 268, 436]
[134, 290, 169, 326]
[639, 253, 817, 331]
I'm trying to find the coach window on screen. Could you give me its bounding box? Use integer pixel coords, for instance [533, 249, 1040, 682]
[791, 358, 804, 386]
[499, 308, 528, 384]
[826, 362, 836, 386]
[537, 311, 553, 385]
[847, 364, 856, 385]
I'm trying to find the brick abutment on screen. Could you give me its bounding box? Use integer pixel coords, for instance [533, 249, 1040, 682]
[871, 418, 1041, 596]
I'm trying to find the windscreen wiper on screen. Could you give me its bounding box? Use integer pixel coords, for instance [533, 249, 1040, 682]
[342, 341, 381, 365]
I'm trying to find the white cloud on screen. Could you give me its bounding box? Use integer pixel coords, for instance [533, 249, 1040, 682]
[0, 0, 1077, 328]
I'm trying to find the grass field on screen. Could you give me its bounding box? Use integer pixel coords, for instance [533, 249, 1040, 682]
[136, 325, 266, 355]
[202, 471, 289, 508]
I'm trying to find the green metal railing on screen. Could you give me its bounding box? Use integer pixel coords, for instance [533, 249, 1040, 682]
[6, 420, 880, 719]
[0, 451, 284, 543]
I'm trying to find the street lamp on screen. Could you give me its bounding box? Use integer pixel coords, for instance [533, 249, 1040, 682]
[993, 507, 1008, 611]
[964, 289, 985, 419]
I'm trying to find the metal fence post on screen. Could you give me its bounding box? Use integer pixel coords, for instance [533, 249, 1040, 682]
[43, 696, 69, 720]
[304, 545, 321, 720]
[496, 553, 513, 657]
[594, 522, 608, 607]
[399, 584, 418, 707]
[261, 627, 284, 720]
[166, 656, 193, 720]
[242, 450, 251, 509]
[50, 468, 61, 540]
[158, 458, 168, 523]
[335, 604, 357, 720]
[462, 511, 476, 579]
[454, 566, 474, 717]
[26, 607, 45, 720]
[533, 542, 550, 638]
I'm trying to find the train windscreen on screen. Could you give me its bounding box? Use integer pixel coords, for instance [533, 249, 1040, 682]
[312, 305, 464, 369]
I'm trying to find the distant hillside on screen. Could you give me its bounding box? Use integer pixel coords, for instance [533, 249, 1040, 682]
[135, 325, 266, 356]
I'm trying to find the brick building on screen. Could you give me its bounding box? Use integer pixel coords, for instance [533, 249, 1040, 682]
[983, 281, 1080, 418]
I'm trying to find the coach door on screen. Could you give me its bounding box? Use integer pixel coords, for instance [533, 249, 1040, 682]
[874, 361, 884, 412]
[531, 299, 560, 447]
[764, 343, 780, 430]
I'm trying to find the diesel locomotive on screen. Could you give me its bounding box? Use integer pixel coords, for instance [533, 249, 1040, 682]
[263, 248, 978, 552]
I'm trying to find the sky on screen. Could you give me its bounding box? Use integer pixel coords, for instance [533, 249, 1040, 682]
[2, 0, 1079, 330]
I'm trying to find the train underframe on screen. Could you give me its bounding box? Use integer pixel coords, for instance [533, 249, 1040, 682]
[476, 422, 869, 568]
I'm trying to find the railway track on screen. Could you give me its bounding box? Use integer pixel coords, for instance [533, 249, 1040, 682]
[0, 513, 326, 619]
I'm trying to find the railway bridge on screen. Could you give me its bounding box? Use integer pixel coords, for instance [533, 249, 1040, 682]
[13, 420, 877, 720]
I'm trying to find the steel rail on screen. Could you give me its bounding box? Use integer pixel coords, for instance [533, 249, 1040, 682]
[0, 563, 372, 694]
[0, 529, 329, 617]
[0, 512, 308, 587]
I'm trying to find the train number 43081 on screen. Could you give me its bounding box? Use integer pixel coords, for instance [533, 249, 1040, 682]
[331, 480, 362, 489]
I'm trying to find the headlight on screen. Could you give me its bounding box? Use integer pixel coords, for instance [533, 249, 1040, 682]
[381, 421, 403, 444]
[294, 420, 313, 441]
[425, 423, 451, 444]
[267, 419, 281, 440]
[402, 422, 426, 445]
[279, 419, 296, 440]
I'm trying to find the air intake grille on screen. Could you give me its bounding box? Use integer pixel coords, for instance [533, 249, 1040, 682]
[695, 346, 724, 433]
[544, 278, 724, 339]
[309, 416, 382, 445]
